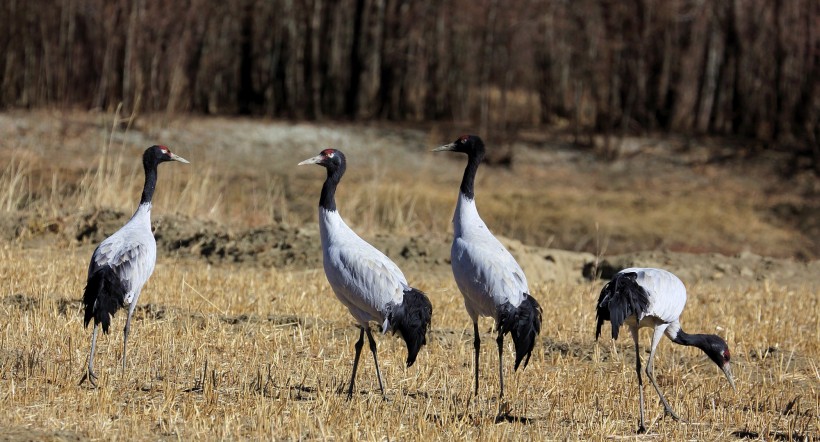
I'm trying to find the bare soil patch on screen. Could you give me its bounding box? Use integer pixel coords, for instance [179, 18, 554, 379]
[3, 206, 816, 289]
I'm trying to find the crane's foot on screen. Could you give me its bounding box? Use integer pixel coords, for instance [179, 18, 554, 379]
[497, 400, 511, 416]
[637, 424, 647, 434]
[663, 407, 681, 421]
[78, 370, 98, 388]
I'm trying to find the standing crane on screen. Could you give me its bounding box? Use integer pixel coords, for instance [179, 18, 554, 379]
[433, 135, 542, 399]
[299, 148, 433, 399]
[80, 145, 189, 387]
[595, 267, 736, 433]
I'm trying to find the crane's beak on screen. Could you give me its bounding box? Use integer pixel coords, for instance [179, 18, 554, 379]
[298, 154, 324, 166]
[432, 142, 456, 152]
[169, 153, 190, 164]
[722, 363, 736, 392]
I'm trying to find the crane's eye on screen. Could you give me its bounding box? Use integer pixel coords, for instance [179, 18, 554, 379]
[459, 135, 469, 143]
[723, 349, 731, 362]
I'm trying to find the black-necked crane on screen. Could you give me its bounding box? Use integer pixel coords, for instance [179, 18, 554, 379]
[595, 267, 736, 433]
[299, 148, 433, 400]
[433, 135, 542, 399]
[80, 145, 189, 387]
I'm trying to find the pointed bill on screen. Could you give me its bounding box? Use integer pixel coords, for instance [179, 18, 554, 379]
[169, 153, 190, 164]
[298, 154, 324, 166]
[722, 363, 736, 392]
[431, 142, 456, 152]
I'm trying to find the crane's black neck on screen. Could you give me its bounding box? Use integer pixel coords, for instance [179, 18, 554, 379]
[672, 330, 708, 347]
[460, 150, 484, 200]
[140, 158, 159, 205]
[320, 163, 345, 212]
[672, 329, 724, 366]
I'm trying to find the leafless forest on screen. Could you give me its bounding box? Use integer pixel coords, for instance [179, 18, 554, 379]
[1, 0, 817, 166]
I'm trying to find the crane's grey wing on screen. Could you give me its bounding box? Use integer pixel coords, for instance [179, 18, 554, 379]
[91, 233, 156, 304]
[454, 235, 529, 307]
[622, 267, 687, 323]
[333, 241, 408, 314]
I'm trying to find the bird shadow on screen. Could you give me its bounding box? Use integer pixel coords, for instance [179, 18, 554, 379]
[732, 430, 812, 441]
[494, 412, 536, 424]
[424, 411, 536, 426]
[425, 412, 478, 427]
[334, 385, 386, 401]
[286, 383, 317, 401]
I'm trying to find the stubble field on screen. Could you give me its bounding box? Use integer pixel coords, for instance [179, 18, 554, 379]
[0, 110, 817, 440]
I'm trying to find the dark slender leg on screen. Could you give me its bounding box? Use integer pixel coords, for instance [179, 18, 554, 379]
[472, 321, 480, 396]
[366, 328, 385, 398]
[631, 327, 646, 433]
[647, 326, 680, 420]
[496, 329, 505, 399]
[122, 306, 136, 372]
[347, 328, 365, 400]
[79, 324, 100, 387]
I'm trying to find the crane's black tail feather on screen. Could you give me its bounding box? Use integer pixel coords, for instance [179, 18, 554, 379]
[390, 287, 433, 367]
[82, 266, 128, 334]
[595, 272, 650, 340]
[499, 295, 543, 371]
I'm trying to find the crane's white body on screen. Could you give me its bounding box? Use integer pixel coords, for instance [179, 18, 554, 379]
[598, 266, 734, 432]
[89, 203, 156, 308]
[619, 267, 687, 340]
[79, 145, 188, 387]
[319, 207, 406, 328]
[451, 194, 528, 320]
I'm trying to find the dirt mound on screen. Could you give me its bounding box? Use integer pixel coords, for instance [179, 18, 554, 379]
[60, 209, 595, 281]
[585, 250, 820, 289]
[495, 237, 595, 284]
[67, 209, 323, 269]
[2, 208, 817, 288]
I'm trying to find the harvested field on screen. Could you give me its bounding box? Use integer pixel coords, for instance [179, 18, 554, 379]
[0, 111, 817, 439]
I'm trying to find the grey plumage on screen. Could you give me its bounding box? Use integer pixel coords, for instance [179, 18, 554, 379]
[300, 149, 433, 399]
[595, 267, 736, 433]
[79, 145, 188, 387]
[433, 135, 543, 399]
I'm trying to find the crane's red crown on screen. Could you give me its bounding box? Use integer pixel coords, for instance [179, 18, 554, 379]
[321, 148, 336, 157]
[458, 135, 470, 143]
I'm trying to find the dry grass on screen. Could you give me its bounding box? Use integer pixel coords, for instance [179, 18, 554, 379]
[0, 110, 816, 258]
[0, 111, 817, 439]
[0, 247, 817, 439]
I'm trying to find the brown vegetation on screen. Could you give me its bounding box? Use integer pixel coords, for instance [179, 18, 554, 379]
[0, 111, 817, 439]
[1, 246, 817, 439]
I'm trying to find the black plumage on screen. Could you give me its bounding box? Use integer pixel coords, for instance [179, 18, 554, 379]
[389, 287, 434, 367]
[498, 295, 543, 370]
[82, 265, 128, 334]
[596, 271, 650, 340]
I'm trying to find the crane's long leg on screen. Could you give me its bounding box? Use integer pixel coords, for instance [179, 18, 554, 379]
[630, 327, 646, 433]
[79, 324, 100, 387]
[122, 301, 138, 372]
[347, 328, 365, 400]
[496, 329, 505, 399]
[365, 328, 386, 398]
[646, 325, 680, 420]
[472, 321, 480, 396]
